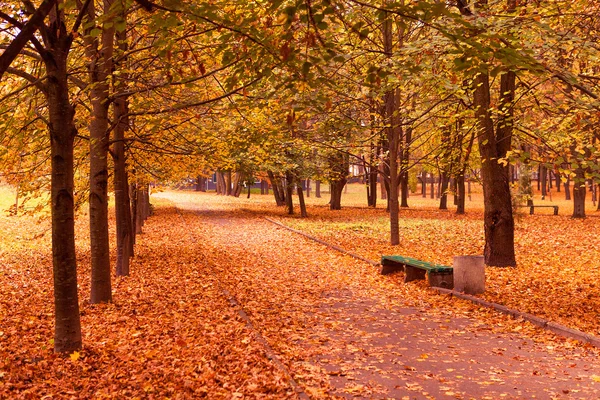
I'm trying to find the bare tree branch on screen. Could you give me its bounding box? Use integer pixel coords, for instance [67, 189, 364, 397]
[0, 0, 57, 80]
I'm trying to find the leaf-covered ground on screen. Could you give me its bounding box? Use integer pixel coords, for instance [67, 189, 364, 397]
[2, 185, 600, 398]
[272, 187, 600, 338]
[0, 188, 292, 398]
[157, 190, 600, 398]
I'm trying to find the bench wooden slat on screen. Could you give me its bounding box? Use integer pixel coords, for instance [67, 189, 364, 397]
[515, 204, 559, 215]
[381, 255, 452, 273]
[381, 255, 454, 289]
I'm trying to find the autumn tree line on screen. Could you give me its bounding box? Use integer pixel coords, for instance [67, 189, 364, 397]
[1, 1, 600, 353]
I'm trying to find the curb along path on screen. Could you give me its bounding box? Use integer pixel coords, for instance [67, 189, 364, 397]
[264, 217, 600, 349]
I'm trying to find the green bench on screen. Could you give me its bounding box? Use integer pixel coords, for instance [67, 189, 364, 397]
[515, 203, 559, 215]
[381, 255, 453, 289]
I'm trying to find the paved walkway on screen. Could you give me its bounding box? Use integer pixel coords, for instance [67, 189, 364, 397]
[161, 192, 600, 399]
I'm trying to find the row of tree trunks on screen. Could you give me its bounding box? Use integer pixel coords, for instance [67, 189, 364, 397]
[28, 0, 150, 354]
[215, 171, 248, 197]
[131, 182, 151, 236]
[284, 170, 308, 216]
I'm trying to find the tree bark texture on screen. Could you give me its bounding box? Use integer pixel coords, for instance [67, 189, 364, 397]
[572, 169, 586, 218]
[439, 173, 449, 210]
[224, 171, 231, 195]
[456, 173, 466, 214]
[328, 151, 348, 211]
[329, 179, 346, 210]
[267, 171, 285, 206]
[44, 19, 82, 353]
[400, 127, 411, 208]
[564, 175, 571, 201]
[113, 15, 133, 276]
[297, 185, 307, 217]
[540, 165, 547, 198]
[285, 171, 294, 215]
[113, 75, 132, 276]
[86, 0, 115, 303]
[474, 71, 516, 267]
[383, 11, 400, 245]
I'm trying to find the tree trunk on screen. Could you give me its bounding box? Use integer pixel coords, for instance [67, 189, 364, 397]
[315, 180, 321, 198]
[113, 21, 133, 277]
[540, 165, 547, 199]
[456, 173, 466, 214]
[225, 171, 232, 196]
[368, 170, 377, 207]
[572, 168, 586, 218]
[45, 26, 82, 353]
[285, 171, 294, 215]
[215, 171, 224, 195]
[113, 58, 132, 276]
[400, 127, 411, 208]
[114, 162, 132, 277]
[260, 180, 266, 195]
[267, 171, 285, 206]
[329, 179, 346, 210]
[232, 173, 242, 197]
[430, 175, 435, 199]
[305, 179, 311, 197]
[400, 170, 409, 207]
[564, 175, 571, 201]
[135, 185, 145, 233]
[383, 11, 400, 245]
[86, 3, 115, 303]
[439, 173, 449, 210]
[297, 185, 307, 217]
[379, 163, 387, 200]
[143, 185, 151, 218]
[196, 176, 207, 192]
[473, 70, 516, 267]
[468, 178, 472, 201]
[131, 183, 142, 235]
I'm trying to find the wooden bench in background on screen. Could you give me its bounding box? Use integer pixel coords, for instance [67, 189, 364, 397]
[381, 255, 453, 289]
[516, 203, 559, 215]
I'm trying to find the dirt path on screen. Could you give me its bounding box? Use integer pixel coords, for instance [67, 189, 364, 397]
[158, 192, 600, 399]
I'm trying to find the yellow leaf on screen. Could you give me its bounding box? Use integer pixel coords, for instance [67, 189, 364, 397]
[69, 351, 80, 362]
[592, 375, 600, 382]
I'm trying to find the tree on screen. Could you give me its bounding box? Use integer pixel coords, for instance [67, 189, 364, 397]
[83, 0, 118, 303]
